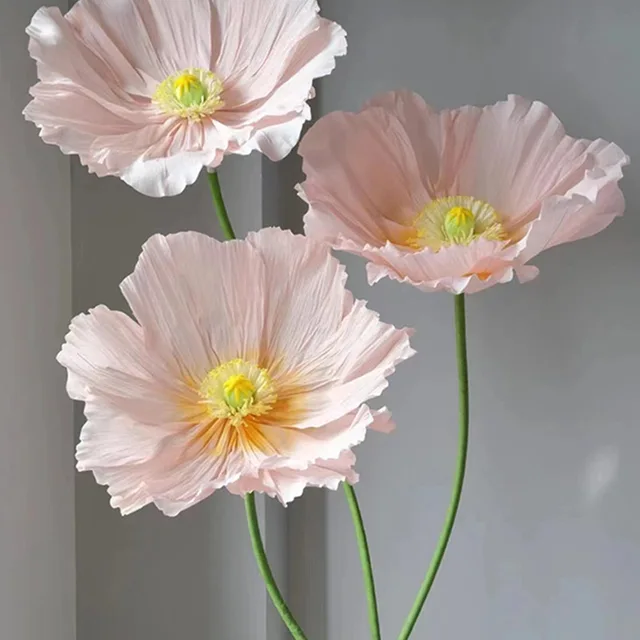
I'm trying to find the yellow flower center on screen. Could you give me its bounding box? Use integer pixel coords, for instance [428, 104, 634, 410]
[153, 68, 224, 121]
[405, 196, 507, 251]
[199, 359, 277, 427]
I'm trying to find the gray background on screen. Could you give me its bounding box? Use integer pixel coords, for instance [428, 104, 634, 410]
[0, 1, 75, 639]
[5, 0, 640, 638]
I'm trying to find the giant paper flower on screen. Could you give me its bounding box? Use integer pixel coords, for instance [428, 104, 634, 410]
[58, 229, 413, 515]
[299, 92, 629, 294]
[24, 0, 346, 197]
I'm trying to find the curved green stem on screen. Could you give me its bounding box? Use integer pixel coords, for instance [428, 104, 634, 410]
[397, 293, 470, 640]
[209, 172, 306, 639]
[207, 171, 236, 240]
[344, 484, 382, 640]
[245, 494, 308, 640]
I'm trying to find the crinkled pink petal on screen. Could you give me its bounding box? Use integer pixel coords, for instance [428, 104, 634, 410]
[518, 142, 628, 263]
[142, 442, 247, 516]
[369, 407, 395, 434]
[91, 434, 248, 516]
[260, 405, 373, 473]
[120, 148, 221, 197]
[91, 467, 154, 515]
[440, 98, 590, 225]
[248, 229, 414, 415]
[68, 0, 214, 82]
[364, 94, 611, 227]
[76, 406, 169, 471]
[27, 7, 126, 100]
[79, 405, 247, 517]
[214, 0, 346, 162]
[363, 90, 449, 199]
[300, 91, 628, 293]
[121, 232, 266, 382]
[57, 305, 193, 424]
[214, 0, 346, 114]
[25, 0, 346, 196]
[106, 121, 229, 195]
[227, 450, 359, 506]
[365, 237, 523, 295]
[232, 112, 308, 162]
[299, 107, 429, 247]
[288, 300, 415, 428]
[246, 228, 349, 375]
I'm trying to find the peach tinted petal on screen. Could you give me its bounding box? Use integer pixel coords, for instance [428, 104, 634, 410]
[76, 401, 247, 518]
[57, 306, 191, 424]
[90, 420, 253, 516]
[216, 0, 346, 160]
[105, 121, 227, 196]
[215, 0, 345, 113]
[300, 108, 429, 247]
[227, 450, 358, 506]
[25, 8, 154, 126]
[518, 140, 628, 263]
[120, 148, 220, 198]
[290, 301, 415, 428]
[91, 466, 154, 515]
[121, 232, 266, 381]
[515, 264, 540, 284]
[25, 12, 150, 177]
[247, 229, 414, 428]
[357, 237, 519, 294]
[144, 442, 247, 517]
[24, 91, 139, 174]
[260, 405, 372, 471]
[76, 407, 168, 472]
[91, 434, 247, 516]
[68, 0, 213, 84]
[364, 90, 447, 196]
[369, 407, 395, 434]
[233, 113, 308, 162]
[447, 96, 616, 226]
[246, 228, 349, 375]
[27, 8, 122, 99]
[26, 91, 219, 197]
[252, 407, 396, 487]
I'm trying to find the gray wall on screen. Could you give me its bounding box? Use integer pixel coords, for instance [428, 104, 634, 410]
[311, 0, 640, 638]
[0, 1, 75, 639]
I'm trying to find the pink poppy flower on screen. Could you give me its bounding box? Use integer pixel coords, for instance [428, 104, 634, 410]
[299, 92, 629, 294]
[58, 229, 413, 515]
[24, 0, 346, 198]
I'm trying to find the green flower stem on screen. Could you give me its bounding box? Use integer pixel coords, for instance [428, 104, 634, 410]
[397, 293, 470, 640]
[207, 171, 236, 240]
[245, 494, 309, 640]
[344, 483, 382, 640]
[208, 172, 307, 639]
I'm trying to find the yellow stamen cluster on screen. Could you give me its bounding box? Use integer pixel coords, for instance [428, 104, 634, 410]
[173, 73, 207, 106]
[199, 359, 277, 427]
[153, 68, 224, 121]
[405, 195, 507, 251]
[223, 374, 257, 411]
